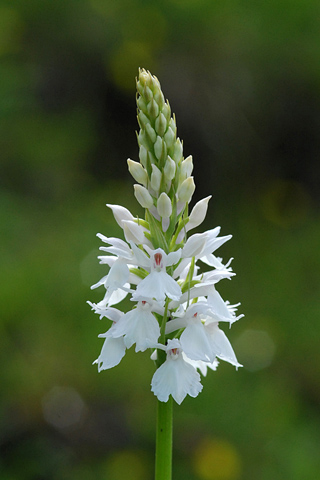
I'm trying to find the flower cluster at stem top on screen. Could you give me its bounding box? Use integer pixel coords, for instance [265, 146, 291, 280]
[88, 69, 243, 405]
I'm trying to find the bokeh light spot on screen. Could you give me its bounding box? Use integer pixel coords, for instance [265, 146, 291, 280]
[42, 386, 86, 430]
[234, 329, 276, 372]
[193, 437, 242, 480]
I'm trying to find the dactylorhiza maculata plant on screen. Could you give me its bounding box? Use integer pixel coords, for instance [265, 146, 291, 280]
[88, 69, 243, 479]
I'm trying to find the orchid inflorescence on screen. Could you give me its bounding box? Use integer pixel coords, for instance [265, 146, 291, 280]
[88, 69, 243, 405]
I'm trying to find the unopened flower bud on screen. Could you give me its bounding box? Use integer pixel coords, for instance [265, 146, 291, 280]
[147, 98, 159, 119]
[139, 145, 148, 167]
[180, 155, 193, 181]
[145, 123, 157, 144]
[177, 177, 195, 203]
[138, 129, 147, 147]
[144, 85, 153, 102]
[155, 113, 167, 136]
[151, 74, 161, 90]
[157, 192, 172, 218]
[134, 184, 154, 208]
[127, 159, 148, 186]
[154, 136, 167, 162]
[173, 139, 183, 164]
[138, 111, 149, 129]
[161, 102, 171, 122]
[164, 127, 175, 149]
[163, 156, 176, 181]
[151, 164, 162, 192]
[154, 89, 165, 110]
[138, 69, 149, 87]
[168, 117, 177, 134]
[137, 95, 148, 114]
[148, 150, 157, 166]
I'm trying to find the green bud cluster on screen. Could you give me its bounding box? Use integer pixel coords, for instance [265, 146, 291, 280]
[129, 68, 195, 248]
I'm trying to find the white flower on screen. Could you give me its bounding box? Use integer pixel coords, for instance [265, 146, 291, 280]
[92, 308, 126, 371]
[182, 232, 208, 258]
[206, 288, 244, 325]
[122, 220, 149, 245]
[110, 300, 160, 352]
[93, 333, 126, 371]
[186, 196, 211, 232]
[183, 354, 219, 376]
[97, 235, 133, 261]
[165, 303, 242, 367]
[151, 339, 203, 404]
[204, 321, 242, 369]
[87, 302, 122, 321]
[166, 303, 215, 362]
[131, 245, 182, 303]
[106, 204, 135, 228]
[91, 258, 130, 305]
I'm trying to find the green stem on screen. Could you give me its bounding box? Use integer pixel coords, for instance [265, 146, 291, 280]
[155, 397, 173, 480]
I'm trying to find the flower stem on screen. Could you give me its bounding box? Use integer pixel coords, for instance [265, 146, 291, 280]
[155, 397, 173, 480]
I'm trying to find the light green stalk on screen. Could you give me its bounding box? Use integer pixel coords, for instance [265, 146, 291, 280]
[155, 397, 173, 480]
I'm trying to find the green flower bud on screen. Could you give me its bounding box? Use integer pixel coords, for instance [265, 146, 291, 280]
[151, 164, 162, 192]
[164, 127, 175, 149]
[161, 102, 171, 122]
[155, 113, 167, 136]
[147, 150, 157, 167]
[138, 129, 147, 147]
[177, 177, 195, 203]
[169, 117, 177, 135]
[138, 111, 150, 129]
[136, 78, 144, 96]
[173, 138, 183, 164]
[154, 136, 167, 162]
[147, 98, 159, 119]
[157, 192, 172, 218]
[150, 74, 161, 91]
[154, 89, 165, 110]
[138, 69, 149, 87]
[163, 156, 176, 181]
[127, 159, 148, 186]
[145, 123, 157, 144]
[144, 85, 153, 102]
[134, 184, 153, 208]
[137, 95, 148, 114]
[139, 145, 148, 167]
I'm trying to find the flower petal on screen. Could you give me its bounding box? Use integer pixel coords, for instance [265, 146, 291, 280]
[205, 323, 242, 368]
[93, 336, 126, 371]
[186, 196, 211, 232]
[107, 204, 134, 227]
[180, 322, 215, 362]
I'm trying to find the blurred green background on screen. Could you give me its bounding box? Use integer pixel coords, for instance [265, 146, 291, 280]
[1, 0, 320, 479]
